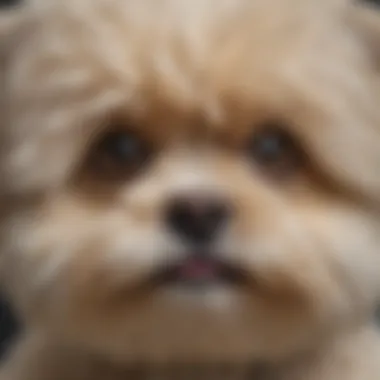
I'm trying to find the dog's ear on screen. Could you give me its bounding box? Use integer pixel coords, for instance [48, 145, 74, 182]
[347, 2, 380, 67]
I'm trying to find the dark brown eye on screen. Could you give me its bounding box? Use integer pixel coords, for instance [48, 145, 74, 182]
[247, 125, 303, 176]
[91, 130, 151, 179]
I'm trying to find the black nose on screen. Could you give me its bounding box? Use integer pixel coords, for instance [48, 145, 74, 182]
[165, 193, 231, 246]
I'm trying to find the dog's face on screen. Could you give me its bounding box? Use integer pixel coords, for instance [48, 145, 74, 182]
[2, 0, 380, 364]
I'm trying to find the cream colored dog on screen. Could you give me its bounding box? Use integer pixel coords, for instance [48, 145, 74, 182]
[1, 0, 380, 379]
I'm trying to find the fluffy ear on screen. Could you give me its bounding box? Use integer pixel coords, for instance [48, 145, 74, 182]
[347, 2, 380, 66]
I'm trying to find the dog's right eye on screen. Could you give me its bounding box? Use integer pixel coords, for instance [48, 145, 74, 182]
[90, 130, 152, 180]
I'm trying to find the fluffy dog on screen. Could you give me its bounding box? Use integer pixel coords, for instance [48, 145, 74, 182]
[1, 0, 380, 379]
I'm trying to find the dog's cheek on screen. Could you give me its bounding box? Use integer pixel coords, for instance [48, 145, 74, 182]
[0, 209, 98, 320]
[0, 196, 141, 319]
[229, 190, 375, 323]
[299, 204, 380, 311]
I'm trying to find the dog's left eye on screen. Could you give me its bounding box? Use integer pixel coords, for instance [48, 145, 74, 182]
[91, 130, 151, 179]
[247, 125, 303, 176]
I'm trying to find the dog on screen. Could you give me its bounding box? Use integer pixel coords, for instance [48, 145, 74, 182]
[1, 0, 380, 379]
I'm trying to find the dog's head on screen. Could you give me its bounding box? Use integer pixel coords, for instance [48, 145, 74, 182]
[1, 0, 380, 364]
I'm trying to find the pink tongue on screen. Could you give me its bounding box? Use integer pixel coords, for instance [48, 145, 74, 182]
[179, 259, 219, 280]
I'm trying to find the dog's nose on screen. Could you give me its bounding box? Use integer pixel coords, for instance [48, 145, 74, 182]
[165, 193, 231, 246]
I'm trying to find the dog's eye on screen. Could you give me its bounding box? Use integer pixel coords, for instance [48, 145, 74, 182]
[91, 130, 151, 179]
[247, 125, 302, 176]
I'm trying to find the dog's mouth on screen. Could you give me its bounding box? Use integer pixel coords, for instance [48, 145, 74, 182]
[149, 255, 249, 288]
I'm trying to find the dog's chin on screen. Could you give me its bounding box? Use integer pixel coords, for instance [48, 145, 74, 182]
[51, 248, 342, 364]
[75, 280, 311, 365]
[90, 286, 260, 364]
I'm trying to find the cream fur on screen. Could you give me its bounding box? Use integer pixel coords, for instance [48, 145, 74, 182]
[1, 0, 380, 379]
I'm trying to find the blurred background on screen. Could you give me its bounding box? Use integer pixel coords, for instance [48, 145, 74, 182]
[0, 0, 379, 362]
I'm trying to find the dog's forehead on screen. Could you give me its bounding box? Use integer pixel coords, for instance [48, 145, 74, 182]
[3, 0, 380, 203]
[7, 0, 352, 122]
[2, 0, 361, 157]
